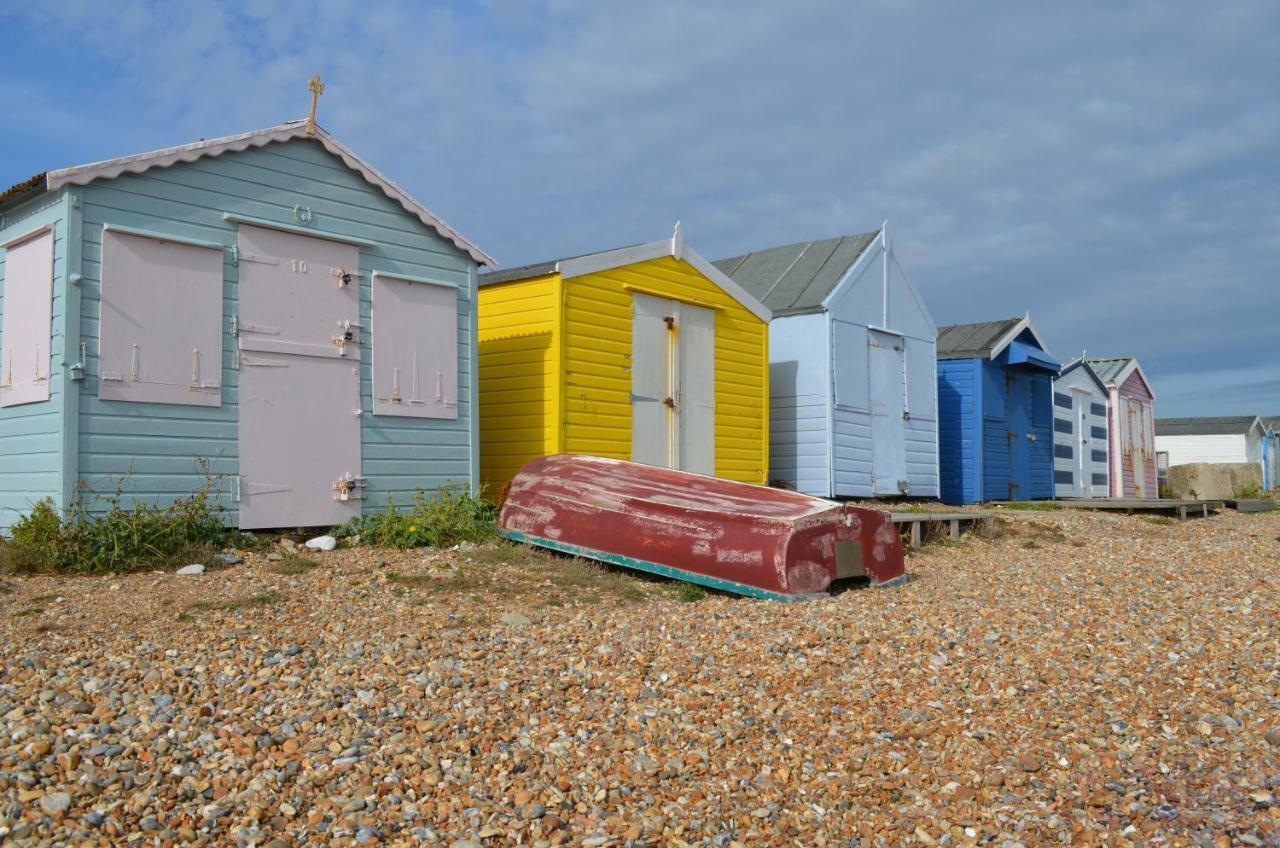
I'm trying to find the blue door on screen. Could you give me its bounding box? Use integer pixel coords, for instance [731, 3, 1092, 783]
[1007, 372, 1033, 500]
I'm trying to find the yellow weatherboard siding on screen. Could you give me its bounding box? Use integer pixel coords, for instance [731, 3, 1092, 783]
[562, 256, 768, 484]
[477, 274, 561, 490]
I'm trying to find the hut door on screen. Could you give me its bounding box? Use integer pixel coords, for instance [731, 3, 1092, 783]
[1006, 372, 1033, 500]
[630, 292, 715, 475]
[868, 330, 907, 495]
[1073, 390, 1090, 497]
[1127, 399, 1146, 497]
[236, 225, 362, 529]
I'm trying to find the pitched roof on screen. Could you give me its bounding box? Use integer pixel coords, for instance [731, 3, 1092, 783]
[1155, 416, 1263, 437]
[1, 120, 495, 267]
[1084, 355, 1156, 399]
[478, 231, 772, 323]
[1262, 415, 1280, 433]
[936, 317, 1025, 360]
[711, 231, 880, 314]
[1057, 356, 1109, 394]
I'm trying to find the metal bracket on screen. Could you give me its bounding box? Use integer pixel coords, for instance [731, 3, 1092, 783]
[229, 244, 238, 266]
[232, 475, 242, 503]
[333, 472, 368, 502]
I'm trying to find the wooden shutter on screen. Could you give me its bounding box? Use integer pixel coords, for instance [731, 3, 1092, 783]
[0, 229, 54, 407]
[99, 229, 224, 406]
[371, 272, 458, 419]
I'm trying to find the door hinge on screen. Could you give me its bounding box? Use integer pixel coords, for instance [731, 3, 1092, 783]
[229, 244, 238, 266]
[232, 475, 242, 503]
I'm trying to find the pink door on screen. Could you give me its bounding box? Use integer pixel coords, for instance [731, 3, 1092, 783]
[237, 225, 363, 529]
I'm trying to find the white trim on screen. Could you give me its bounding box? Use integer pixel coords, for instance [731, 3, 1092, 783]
[683, 248, 772, 323]
[0, 223, 54, 250]
[223, 212, 378, 247]
[102, 223, 224, 252]
[371, 270, 456, 289]
[987, 315, 1055, 361]
[44, 120, 495, 268]
[558, 240, 672, 279]
[821, 237, 880, 312]
[514, 236, 771, 323]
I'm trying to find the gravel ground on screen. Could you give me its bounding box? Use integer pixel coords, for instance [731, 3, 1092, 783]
[2, 507, 1279, 847]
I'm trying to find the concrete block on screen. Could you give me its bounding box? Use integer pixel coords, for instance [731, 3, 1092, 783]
[1167, 463, 1262, 500]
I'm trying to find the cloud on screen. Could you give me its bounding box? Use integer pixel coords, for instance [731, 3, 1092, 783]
[2, 0, 1277, 417]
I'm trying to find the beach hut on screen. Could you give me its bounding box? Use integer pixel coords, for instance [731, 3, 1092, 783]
[712, 227, 938, 498]
[0, 117, 492, 530]
[935, 315, 1060, 504]
[1263, 417, 1279, 491]
[1155, 416, 1268, 485]
[1052, 356, 1110, 498]
[476, 228, 770, 492]
[1085, 356, 1157, 498]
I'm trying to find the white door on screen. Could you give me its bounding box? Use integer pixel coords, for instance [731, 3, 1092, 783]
[630, 292, 715, 475]
[237, 225, 363, 529]
[868, 330, 906, 495]
[1074, 391, 1090, 497]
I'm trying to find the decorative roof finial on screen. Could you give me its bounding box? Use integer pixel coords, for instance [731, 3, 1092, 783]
[671, 220, 684, 259]
[306, 74, 325, 134]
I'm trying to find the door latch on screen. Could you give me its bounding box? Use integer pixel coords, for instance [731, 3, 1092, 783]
[333, 473, 367, 502]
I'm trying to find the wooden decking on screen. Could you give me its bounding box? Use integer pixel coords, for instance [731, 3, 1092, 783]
[1049, 498, 1223, 519]
[1222, 499, 1278, 513]
[890, 511, 996, 549]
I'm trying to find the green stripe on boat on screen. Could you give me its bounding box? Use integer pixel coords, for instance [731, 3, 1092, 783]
[499, 529, 822, 602]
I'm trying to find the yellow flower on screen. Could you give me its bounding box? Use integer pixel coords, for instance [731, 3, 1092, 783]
[408, 525, 417, 532]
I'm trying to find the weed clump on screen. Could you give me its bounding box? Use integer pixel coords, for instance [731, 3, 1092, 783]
[337, 485, 497, 549]
[1, 484, 234, 575]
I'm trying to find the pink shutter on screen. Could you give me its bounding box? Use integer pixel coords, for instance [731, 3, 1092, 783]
[0, 229, 54, 407]
[371, 272, 458, 419]
[99, 230, 223, 407]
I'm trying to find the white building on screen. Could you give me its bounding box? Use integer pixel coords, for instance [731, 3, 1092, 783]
[1154, 416, 1268, 484]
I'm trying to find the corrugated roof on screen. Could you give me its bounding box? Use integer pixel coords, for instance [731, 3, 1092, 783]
[478, 243, 644, 286]
[936, 318, 1024, 360]
[711, 231, 879, 314]
[1155, 416, 1262, 437]
[0, 121, 495, 267]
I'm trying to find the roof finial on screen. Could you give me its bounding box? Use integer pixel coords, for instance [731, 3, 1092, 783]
[671, 220, 684, 259]
[306, 74, 325, 134]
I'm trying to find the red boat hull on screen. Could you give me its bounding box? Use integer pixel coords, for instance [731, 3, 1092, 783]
[498, 455, 905, 599]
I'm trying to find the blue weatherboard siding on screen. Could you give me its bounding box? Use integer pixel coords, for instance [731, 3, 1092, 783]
[0, 193, 68, 528]
[937, 358, 981, 504]
[71, 138, 476, 524]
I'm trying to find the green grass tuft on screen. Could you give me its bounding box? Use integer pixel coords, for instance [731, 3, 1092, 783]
[336, 485, 497, 549]
[0, 472, 234, 575]
[1002, 501, 1063, 512]
[270, 551, 319, 576]
[673, 583, 707, 602]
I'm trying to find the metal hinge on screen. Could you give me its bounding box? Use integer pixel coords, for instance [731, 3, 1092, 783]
[232, 475, 242, 503]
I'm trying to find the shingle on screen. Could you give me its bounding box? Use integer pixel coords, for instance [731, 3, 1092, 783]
[935, 318, 1023, 360]
[1084, 356, 1136, 385]
[713, 232, 879, 314]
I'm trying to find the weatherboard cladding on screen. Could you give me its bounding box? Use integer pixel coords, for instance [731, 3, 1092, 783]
[935, 321, 1056, 504]
[0, 130, 485, 529]
[711, 232, 879, 315]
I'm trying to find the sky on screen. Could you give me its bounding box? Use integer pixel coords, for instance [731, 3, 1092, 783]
[2, 1, 1277, 417]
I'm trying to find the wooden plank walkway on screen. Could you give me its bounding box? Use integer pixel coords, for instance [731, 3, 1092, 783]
[1048, 498, 1223, 519]
[1222, 499, 1278, 513]
[890, 511, 995, 549]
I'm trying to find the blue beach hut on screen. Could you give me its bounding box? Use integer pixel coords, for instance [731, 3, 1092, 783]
[936, 315, 1060, 504]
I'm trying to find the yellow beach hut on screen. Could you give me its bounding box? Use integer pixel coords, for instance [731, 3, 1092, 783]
[477, 226, 771, 493]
